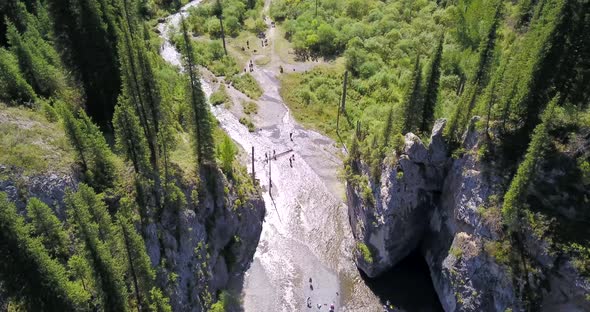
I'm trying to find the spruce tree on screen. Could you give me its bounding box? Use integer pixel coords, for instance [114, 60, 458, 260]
[0, 193, 87, 311]
[382, 108, 394, 147]
[502, 96, 558, 232]
[180, 13, 216, 165]
[402, 55, 422, 134]
[420, 34, 444, 133]
[26, 198, 70, 263]
[77, 110, 117, 191]
[66, 184, 129, 312]
[58, 105, 116, 192]
[113, 100, 151, 176]
[0, 47, 36, 103]
[117, 198, 170, 312]
[214, 0, 228, 55]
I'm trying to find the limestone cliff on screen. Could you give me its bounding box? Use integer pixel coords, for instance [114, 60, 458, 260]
[0, 162, 264, 312]
[347, 118, 590, 311]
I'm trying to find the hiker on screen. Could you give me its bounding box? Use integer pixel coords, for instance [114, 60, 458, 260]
[307, 297, 312, 308]
[273, 150, 276, 160]
[289, 157, 292, 167]
[265, 152, 268, 163]
[247, 40, 249, 49]
[330, 303, 335, 311]
[290, 132, 293, 141]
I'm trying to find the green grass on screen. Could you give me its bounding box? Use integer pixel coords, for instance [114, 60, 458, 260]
[279, 60, 350, 142]
[0, 104, 74, 174]
[170, 130, 196, 179]
[210, 85, 230, 106]
[229, 73, 263, 100]
[254, 55, 271, 66]
[239, 117, 255, 132]
[241, 100, 258, 115]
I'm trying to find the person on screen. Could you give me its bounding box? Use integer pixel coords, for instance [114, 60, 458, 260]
[290, 132, 293, 141]
[247, 40, 250, 49]
[330, 303, 334, 311]
[292, 154, 295, 162]
[265, 152, 268, 163]
[273, 150, 276, 160]
[307, 297, 312, 308]
[289, 157, 292, 168]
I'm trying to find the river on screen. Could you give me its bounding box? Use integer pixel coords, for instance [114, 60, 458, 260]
[157, 2, 419, 311]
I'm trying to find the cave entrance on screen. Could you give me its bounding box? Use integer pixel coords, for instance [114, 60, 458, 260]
[360, 249, 443, 312]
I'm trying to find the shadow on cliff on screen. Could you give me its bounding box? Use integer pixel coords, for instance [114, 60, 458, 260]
[360, 249, 443, 312]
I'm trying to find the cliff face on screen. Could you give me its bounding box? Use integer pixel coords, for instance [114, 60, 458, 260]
[0, 164, 265, 312]
[143, 165, 265, 312]
[347, 118, 590, 311]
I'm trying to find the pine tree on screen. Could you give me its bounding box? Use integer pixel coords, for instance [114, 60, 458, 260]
[60, 105, 89, 171]
[115, 0, 166, 218]
[5, 9, 66, 99]
[26, 198, 70, 263]
[60, 105, 116, 192]
[382, 108, 394, 147]
[0, 47, 36, 103]
[66, 184, 129, 312]
[502, 96, 558, 232]
[180, 13, 216, 165]
[420, 34, 444, 133]
[77, 110, 117, 191]
[0, 193, 87, 311]
[402, 55, 422, 134]
[117, 198, 170, 312]
[113, 100, 151, 175]
[214, 0, 228, 55]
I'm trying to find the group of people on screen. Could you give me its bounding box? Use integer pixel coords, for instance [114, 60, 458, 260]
[306, 278, 336, 311]
[246, 59, 254, 73]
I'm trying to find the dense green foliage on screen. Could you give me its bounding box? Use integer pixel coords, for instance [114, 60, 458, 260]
[0, 193, 88, 311]
[0, 0, 257, 310]
[275, 0, 588, 176]
[502, 97, 557, 231]
[186, 0, 264, 38]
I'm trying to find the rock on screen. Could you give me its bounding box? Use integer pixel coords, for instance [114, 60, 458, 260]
[404, 133, 428, 163]
[347, 122, 447, 277]
[429, 119, 448, 164]
[1, 163, 265, 312]
[347, 118, 590, 311]
[0, 166, 77, 219]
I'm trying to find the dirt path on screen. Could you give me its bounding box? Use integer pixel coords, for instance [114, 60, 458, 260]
[158, 2, 383, 311]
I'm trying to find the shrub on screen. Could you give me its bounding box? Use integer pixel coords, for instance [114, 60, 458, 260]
[210, 85, 230, 106]
[242, 100, 258, 115]
[484, 240, 511, 265]
[229, 74, 263, 99]
[356, 242, 373, 264]
[239, 117, 255, 132]
[450, 246, 463, 259]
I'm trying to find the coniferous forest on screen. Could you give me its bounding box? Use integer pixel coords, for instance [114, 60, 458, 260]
[0, 0, 589, 311]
